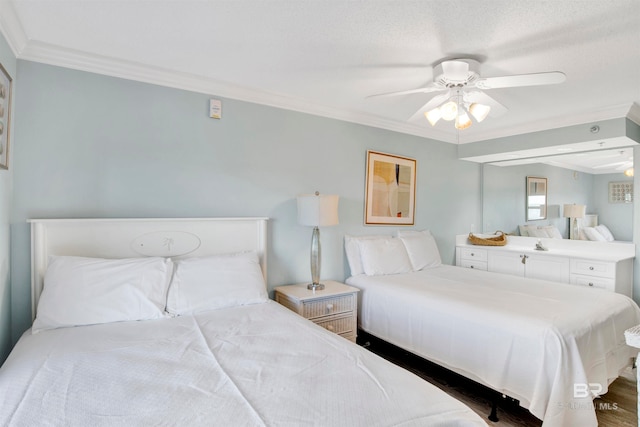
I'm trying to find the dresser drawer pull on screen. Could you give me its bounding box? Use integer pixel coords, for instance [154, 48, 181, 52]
[588, 282, 594, 287]
[326, 303, 334, 313]
[470, 253, 475, 256]
[470, 265, 474, 269]
[326, 325, 335, 331]
[589, 266, 594, 270]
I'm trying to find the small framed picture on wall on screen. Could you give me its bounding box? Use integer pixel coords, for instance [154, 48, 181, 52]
[0, 62, 12, 169]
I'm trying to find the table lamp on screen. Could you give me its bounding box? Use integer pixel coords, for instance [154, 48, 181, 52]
[297, 192, 339, 290]
[563, 204, 586, 239]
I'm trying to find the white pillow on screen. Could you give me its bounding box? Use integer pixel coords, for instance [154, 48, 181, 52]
[540, 225, 563, 239]
[521, 225, 544, 237]
[166, 251, 268, 316]
[594, 224, 615, 242]
[397, 230, 442, 270]
[583, 227, 606, 241]
[527, 227, 549, 238]
[33, 256, 172, 334]
[344, 234, 388, 276]
[357, 237, 413, 276]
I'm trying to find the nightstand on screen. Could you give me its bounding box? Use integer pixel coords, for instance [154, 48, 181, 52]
[274, 280, 359, 342]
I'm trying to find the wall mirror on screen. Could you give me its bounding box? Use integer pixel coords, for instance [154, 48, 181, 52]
[526, 176, 547, 221]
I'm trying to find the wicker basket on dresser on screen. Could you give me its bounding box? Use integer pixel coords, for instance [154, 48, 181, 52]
[274, 281, 359, 342]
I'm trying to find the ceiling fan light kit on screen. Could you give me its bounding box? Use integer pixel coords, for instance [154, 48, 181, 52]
[424, 91, 491, 129]
[371, 58, 566, 131]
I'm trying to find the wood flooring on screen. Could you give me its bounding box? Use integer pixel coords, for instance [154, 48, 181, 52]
[358, 331, 637, 427]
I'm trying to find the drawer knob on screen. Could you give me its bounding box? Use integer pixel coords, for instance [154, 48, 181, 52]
[588, 283, 594, 287]
[470, 253, 475, 256]
[589, 266, 594, 270]
[326, 325, 335, 331]
[470, 265, 474, 269]
[326, 303, 334, 312]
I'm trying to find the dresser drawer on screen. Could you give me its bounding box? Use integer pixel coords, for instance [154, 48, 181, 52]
[571, 274, 615, 292]
[314, 313, 356, 335]
[460, 259, 488, 271]
[460, 247, 488, 262]
[302, 294, 355, 319]
[570, 259, 615, 279]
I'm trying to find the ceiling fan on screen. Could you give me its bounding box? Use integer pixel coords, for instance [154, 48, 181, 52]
[369, 58, 566, 130]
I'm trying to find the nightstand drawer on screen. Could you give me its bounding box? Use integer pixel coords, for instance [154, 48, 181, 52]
[314, 313, 356, 335]
[274, 281, 360, 342]
[303, 294, 355, 319]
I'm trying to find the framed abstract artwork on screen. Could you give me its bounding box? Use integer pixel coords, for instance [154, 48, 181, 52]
[609, 181, 633, 203]
[365, 151, 416, 225]
[0, 63, 11, 169]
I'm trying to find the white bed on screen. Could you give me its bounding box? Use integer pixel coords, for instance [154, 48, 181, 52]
[344, 230, 640, 427]
[0, 218, 487, 426]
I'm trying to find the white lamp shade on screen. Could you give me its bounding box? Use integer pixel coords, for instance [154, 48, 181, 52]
[468, 103, 491, 122]
[563, 204, 586, 218]
[297, 194, 339, 227]
[425, 108, 442, 126]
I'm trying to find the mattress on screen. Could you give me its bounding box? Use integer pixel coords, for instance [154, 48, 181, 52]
[0, 300, 487, 426]
[347, 265, 640, 427]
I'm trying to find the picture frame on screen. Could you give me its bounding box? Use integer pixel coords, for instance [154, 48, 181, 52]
[365, 150, 416, 225]
[0, 63, 11, 169]
[526, 176, 547, 221]
[609, 181, 633, 204]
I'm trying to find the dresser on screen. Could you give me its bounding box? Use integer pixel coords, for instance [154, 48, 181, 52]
[456, 235, 635, 297]
[274, 281, 359, 342]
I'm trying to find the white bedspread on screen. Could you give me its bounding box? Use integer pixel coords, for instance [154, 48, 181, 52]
[347, 265, 640, 427]
[0, 300, 486, 427]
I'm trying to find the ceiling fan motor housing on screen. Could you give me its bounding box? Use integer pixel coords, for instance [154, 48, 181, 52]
[433, 59, 480, 88]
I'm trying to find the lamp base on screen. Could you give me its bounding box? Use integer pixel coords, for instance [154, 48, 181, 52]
[307, 282, 325, 291]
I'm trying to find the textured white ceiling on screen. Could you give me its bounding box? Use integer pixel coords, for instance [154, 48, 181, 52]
[1, 0, 639, 172]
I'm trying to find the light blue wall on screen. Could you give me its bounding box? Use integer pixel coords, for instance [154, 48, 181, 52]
[9, 60, 482, 344]
[482, 164, 595, 237]
[592, 174, 633, 241]
[0, 32, 14, 362]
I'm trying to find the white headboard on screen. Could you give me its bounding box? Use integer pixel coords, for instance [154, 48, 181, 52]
[29, 217, 268, 319]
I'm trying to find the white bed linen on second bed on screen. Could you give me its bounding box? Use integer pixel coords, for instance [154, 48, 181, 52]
[0, 300, 486, 427]
[347, 265, 640, 427]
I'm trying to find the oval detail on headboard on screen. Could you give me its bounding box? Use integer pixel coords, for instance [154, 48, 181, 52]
[130, 231, 202, 257]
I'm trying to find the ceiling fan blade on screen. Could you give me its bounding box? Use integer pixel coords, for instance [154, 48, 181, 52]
[474, 71, 566, 89]
[464, 91, 508, 117]
[407, 92, 451, 122]
[366, 83, 445, 98]
[441, 60, 469, 81]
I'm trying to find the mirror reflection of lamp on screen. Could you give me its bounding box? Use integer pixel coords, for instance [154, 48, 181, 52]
[563, 204, 586, 239]
[297, 192, 339, 291]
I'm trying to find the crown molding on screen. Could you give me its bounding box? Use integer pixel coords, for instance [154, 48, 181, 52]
[627, 103, 640, 126]
[0, 0, 28, 56]
[17, 40, 460, 144]
[459, 103, 636, 144]
[4, 35, 637, 145]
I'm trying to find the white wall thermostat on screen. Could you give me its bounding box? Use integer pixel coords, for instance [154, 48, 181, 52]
[209, 98, 222, 119]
